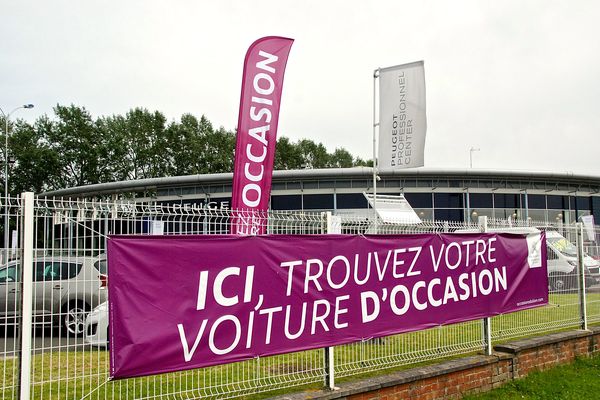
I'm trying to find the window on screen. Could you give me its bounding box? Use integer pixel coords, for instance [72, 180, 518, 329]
[527, 194, 546, 209]
[470, 208, 494, 221]
[434, 193, 463, 208]
[36, 262, 82, 281]
[593, 197, 600, 218]
[34, 263, 46, 282]
[494, 193, 520, 208]
[271, 195, 302, 210]
[547, 195, 567, 210]
[469, 193, 493, 208]
[577, 196, 591, 211]
[303, 194, 334, 210]
[0, 265, 19, 283]
[525, 209, 546, 223]
[404, 193, 433, 208]
[434, 209, 464, 222]
[547, 236, 578, 257]
[495, 209, 520, 219]
[94, 259, 107, 275]
[414, 209, 433, 220]
[336, 193, 368, 209]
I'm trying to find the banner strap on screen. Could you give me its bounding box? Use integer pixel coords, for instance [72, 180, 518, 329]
[60, 214, 111, 240]
[80, 378, 110, 399]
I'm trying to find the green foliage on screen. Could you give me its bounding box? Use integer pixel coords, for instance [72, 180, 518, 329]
[274, 136, 303, 169]
[3, 105, 365, 193]
[7, 118, 61, 193]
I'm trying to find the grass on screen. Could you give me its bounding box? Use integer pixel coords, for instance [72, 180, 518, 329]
[463, 354, 600, 400]
[1, 293, 600, 399]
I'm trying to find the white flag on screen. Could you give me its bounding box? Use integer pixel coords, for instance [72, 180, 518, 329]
[378, 61, 426, 169]
[581, 215, 596, 242]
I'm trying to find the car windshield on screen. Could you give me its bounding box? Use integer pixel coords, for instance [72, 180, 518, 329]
[547, 236, 578, 257]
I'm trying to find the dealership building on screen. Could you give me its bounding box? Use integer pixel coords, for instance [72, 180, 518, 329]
[43, 167, 600, 225]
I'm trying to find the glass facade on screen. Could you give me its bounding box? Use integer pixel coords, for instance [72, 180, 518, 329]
[270, 195, 301, 210]
[303, 194, 334, 210]
[269, 192, 595, 223]
[336, 193, 369, 209]
[153, 171, 600, 224]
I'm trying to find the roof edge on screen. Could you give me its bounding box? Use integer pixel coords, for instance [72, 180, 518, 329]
[40, 167, 600, 198]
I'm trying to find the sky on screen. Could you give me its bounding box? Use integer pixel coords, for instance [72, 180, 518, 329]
[2, 1, 600, 175]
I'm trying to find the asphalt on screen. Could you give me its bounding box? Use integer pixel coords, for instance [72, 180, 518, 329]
[0, 326, 90, 357]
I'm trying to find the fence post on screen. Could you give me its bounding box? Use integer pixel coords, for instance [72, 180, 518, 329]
[18, 192, 35, 400]
[323, 212, 339, 390]
[576, 222, 588, 331]
[479, 216, 492, 355]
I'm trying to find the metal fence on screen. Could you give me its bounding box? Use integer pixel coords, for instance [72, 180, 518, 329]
[1, 193, 598, 399]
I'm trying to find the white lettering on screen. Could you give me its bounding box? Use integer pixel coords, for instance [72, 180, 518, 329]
[360, 291, 380, 322]
[390, 285, 410, 315]
[242, 184, 261, 207]
[177, 320, 208, 362]
[311, 299, 330, 334]
[214, 267, 240, 307]
[256, 50, 278, 73]
[208, 315, 241, 355]
[334, 295, 350, 329]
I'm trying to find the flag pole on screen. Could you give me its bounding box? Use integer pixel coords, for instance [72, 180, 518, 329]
[372, 68, 380, 211]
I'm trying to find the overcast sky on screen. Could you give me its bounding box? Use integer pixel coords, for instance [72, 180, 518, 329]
[3, 1, 600, 175]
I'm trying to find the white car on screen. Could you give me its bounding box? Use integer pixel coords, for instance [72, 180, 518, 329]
[85, 301, 109, 347]
[454, 227, 600, 291]
[545, 230, 600, 290]
[0, 255, 107, 336]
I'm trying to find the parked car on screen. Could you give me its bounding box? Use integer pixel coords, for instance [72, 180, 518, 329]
[0, 255, 107, 335]
[545, 230, 600, 290]
[455, 227, 600, 291]
[85, 301, 109, 347]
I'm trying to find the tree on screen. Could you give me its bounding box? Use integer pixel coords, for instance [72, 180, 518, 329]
[4, 105, 367, 193]
[275, 137, 303, 169]
[119, 108, 169, 180]
[8, 118, 61, 193]
[297, 139, 330, 169]
[44, 105, 110, 188]
[353, 157, 371, 167]
[164, 114, 201, 176]
[199, 120, 235, 174]
[329, 148, 354, 168]
[164, 115, 235, 176]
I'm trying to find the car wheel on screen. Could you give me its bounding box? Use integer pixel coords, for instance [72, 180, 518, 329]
[549, 273, 570, 292]
[62, 301, 89, 336]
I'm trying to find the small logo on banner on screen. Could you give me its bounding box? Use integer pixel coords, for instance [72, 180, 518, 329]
[526, 233, 542, 268]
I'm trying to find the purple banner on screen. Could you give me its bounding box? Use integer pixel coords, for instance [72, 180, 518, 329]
[108, 233, 548, 379]
[230, 36, 294, 235]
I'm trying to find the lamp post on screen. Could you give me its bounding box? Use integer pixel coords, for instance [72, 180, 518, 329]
[1, 104, 34, 256]
[469, 147, 480, 168]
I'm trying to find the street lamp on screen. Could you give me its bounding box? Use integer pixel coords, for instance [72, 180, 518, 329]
[1, 104, 34, 256]
[469, 147, 480, 168]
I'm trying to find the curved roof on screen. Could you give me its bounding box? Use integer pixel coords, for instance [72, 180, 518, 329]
[40, 167, 600, 198]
